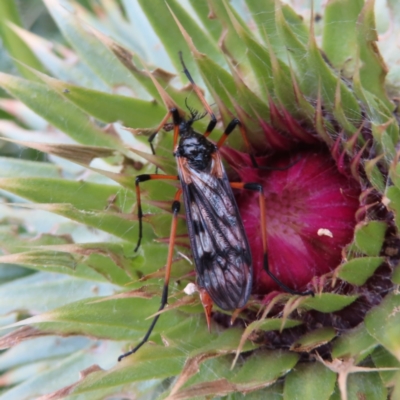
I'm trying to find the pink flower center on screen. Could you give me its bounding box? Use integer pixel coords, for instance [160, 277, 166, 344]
[233, 149, 361, 293]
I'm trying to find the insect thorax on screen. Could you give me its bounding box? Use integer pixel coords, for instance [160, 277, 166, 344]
[176, 130, 217, 171]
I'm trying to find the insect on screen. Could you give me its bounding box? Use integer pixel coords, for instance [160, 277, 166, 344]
[118, 53, 312, 362]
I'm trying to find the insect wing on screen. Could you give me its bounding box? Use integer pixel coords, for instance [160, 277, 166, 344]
[178, 153, 252, 310]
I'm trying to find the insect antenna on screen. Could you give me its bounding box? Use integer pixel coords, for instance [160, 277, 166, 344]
[184, 97, 199, 123]
[184, 97, 208, 126]
[179, 52, 216, 121]
[194, 109, 208, 122]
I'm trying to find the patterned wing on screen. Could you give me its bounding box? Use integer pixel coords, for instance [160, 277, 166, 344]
[178, 154, 252, 310]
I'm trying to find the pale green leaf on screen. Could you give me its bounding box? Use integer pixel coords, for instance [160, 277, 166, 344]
[365, 293, 400, 361]
[284, 362, 336, 400]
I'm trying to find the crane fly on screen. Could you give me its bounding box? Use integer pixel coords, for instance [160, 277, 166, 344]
[118, 53, 312, 362]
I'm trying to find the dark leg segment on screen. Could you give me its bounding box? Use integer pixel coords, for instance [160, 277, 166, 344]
[216, 119, 240, 147]
[203, 118, 217, 138]
[119, 191, 182, 361]
[148, 111, 174, 156]
[148, 132, 158, 157]
[216, 117, 302, 172]
[118, 282, 169, 362]
[231, 181, 314, 297]
[170, 108, 182, 149]
[148, 109, 182, 173]
[134, 174, 179, 252]
[216, 119, 258, 168]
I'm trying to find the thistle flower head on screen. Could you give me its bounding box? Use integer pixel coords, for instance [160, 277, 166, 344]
[228, 147, 361, 293]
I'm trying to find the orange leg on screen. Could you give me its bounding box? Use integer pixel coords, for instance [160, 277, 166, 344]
[119, 189, 183, 362]
[198, 287, 213, 332]
[230, 181, 314, 296]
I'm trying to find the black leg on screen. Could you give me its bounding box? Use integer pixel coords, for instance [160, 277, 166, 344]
[263, 254, 314, 296]
[119, 195, 181, 361]
[134, 174, 179, 252]
[118, 282, 169, 361]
